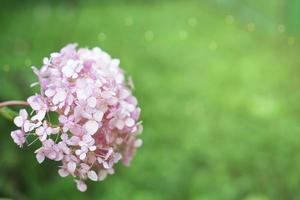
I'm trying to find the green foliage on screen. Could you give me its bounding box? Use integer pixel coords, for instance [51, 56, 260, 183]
[0, 0, 299, 199]
[0, 107, 17, 121]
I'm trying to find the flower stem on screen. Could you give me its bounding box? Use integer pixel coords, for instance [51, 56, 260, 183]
[0, 101, 29, 107]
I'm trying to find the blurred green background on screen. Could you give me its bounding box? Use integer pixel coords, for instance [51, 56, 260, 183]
[0, 0, 300, 199]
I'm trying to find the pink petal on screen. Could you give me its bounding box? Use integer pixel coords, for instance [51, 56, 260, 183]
[23, 121, 34, 132]
[76, 180, 87, 192]
[11, 130, 25, 147]
[27, 96, 41, 110]
[67, 161, 76, 173]
[58, 169, 69, 177]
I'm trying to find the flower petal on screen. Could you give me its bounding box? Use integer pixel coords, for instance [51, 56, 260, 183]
[88, 170, 98, 181]
[58, 169, 69, 177]
[84, 120, 99, 135]
[13, 116, 24, 127]
[67, 161, 77, 173]
[76, 180, 87, 192]
[36, 153, 45, 164]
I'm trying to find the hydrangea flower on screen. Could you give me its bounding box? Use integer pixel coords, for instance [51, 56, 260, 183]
[9, 44, 143, 192]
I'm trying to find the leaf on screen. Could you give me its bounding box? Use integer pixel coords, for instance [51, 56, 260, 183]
[0, 107, 18, 121]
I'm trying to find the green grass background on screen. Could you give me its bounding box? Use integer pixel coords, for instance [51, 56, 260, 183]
[0, 0, 300, 199]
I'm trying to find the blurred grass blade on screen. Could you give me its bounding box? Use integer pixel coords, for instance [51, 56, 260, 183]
[0, 107, 17, 121]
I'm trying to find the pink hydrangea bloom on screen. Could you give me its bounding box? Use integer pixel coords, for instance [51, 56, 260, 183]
[10, 44, 143, 191]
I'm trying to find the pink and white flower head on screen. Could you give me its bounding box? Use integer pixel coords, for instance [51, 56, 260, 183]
[10, 44, 143, 192]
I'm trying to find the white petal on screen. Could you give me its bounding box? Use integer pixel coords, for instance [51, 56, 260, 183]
[89, 145, 96, 151]
[36, 153, 45, 164]
[115, 119, 124, 130]
[19, 109, 28, 119]
[84, 120, 99, 135]
[67, 161, 76, 173]
[14, 116, 24, 127]
[40, 133, 47, 142]
[76, 79, 87, 88]
[79, 153, 86, 160]
[45, 89, 55, 97]
[125, 118, 135, 127]
[58, 169, 69, 177]
[23, 121, 34, 132]
[110, 59, 120, 68]
[58, 115, 68, 123]
[27, 96, 41, 110]
[87, 97, 97, 107]
[53, 89, 67, 104]
[88, 170, 98, 181]
[119, 89, 130, 99]
[134, 139, 143, 148]
[103, 162, 110, 169]
[76, 89, 87, 100]
[98, 170, 107, 181]
[93, 111, 104, 122]
[62, 65, 74, 78]
[97, 157, 104, 164]
[31, 110, 46, 121]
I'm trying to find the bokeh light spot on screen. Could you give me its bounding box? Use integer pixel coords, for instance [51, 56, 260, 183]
[247, 22, 256, 32]
[179, 30, 188, 40]
[277, 24, 285, 33]
[3, 64, 10, 72]
[145, 31, 154, 41]
[188, 17, 197, 27]
[124, 17, 133, 26]
[209, 41, 218, 51]
[98, 32, 106, 42]
[25, 58, 32, 67]
[225, 15, 234, 25]
[288, 37, 295, 46]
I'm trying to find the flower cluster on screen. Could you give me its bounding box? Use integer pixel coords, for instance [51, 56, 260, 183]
[10, 44, 143, 192]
